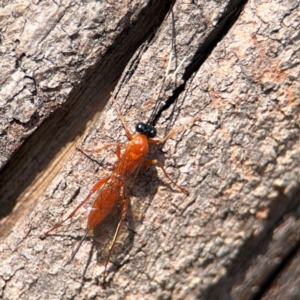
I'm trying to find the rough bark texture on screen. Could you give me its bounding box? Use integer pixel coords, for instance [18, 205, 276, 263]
[1, 0, 300, 299]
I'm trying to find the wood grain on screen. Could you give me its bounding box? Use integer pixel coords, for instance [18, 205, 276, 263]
[0, 0, 299, 299]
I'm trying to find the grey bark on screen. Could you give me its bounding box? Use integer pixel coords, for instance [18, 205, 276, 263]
[0, 0, 299, 299]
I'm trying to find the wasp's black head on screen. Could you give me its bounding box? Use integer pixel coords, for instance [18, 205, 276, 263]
[135, 122, 157, 139]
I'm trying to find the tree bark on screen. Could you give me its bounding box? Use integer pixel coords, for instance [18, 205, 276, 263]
[1, 0, 299, 299]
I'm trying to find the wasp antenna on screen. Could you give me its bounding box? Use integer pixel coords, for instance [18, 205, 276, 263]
[172, 55, 187, 79]
[166, 46, 173, 77]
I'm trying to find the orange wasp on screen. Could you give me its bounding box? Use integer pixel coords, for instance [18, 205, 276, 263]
[42, 95, 197, 283]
